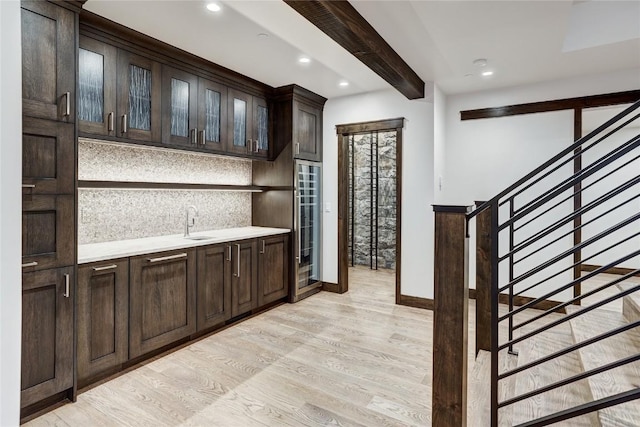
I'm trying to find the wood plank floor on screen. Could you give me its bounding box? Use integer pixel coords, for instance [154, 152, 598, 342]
[26, 267, 432, 427]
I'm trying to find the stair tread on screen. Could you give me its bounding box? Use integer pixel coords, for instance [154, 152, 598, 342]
[512, 320, 599, 426]
[617, 281, 640, 323]
[566, 305, 640, 426]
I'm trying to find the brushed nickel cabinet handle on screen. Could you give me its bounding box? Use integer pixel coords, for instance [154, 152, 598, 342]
[236, 244, 241, 278]
[296, 142, 300, 155]
[108, 112, 114, 132]
[22, 184, 36, 189]
[63, 92, 70, 117]
[260, 240, 265, 254]
[200, 130, 206, 146]
[92, 264, 117, 272]
[227, 245, 232, 262]
[191, 128, 197, 145]
[254, 139, 260, 153]
[22, 261, 38, 268]
[148, 253, 187, 263]
[121, 114, 128, 134]
[63, 274, 70, 298]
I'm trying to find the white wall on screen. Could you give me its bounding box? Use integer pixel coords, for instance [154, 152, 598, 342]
[433, 85, 446, 202]
[442, 68, 640, 298]
[0, 1, 22, 425]
[322, 89, 435, 299]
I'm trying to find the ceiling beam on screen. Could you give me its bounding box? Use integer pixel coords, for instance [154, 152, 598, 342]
[284, 0, 425, 100]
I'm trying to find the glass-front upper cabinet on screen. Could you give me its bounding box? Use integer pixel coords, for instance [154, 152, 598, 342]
[161, 66, 198, 147]
[78, 36, 117, 136]
[197, 78, 227, 153]
[116, 50, 162, 142]
[251, 97, 269, 159]
[227, 89, 269, 157]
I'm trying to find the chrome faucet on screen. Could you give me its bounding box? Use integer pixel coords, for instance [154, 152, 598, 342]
[184, 205, 198, 237]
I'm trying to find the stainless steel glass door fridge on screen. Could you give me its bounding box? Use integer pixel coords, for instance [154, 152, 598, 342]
[293, 160, 322, 301]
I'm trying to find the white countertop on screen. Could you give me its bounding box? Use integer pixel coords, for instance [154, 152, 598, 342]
[78, 226, 290, 264]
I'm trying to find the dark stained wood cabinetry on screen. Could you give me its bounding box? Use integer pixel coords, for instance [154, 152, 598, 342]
[258, 235, 290, 306]
[161, 66, 198, 147]
[129, 249, 196, 359]
[21, 1, 75, 123]
[21, 267, 74, 409]
[77, 260, 129, 386]
[78, 36, 117, 136]
[293, 100, 323, 161]
[196, 244, 232, 331]
[197, 78, 227, 152]
[231, 240, 258, 317]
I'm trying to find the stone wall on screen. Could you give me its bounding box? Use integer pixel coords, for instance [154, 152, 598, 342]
[349, 131, 397, 269]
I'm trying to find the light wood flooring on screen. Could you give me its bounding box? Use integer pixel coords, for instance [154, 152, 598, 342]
[26, 267, 432, 427]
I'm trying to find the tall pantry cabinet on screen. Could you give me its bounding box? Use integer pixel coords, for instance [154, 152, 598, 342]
[20, 0, 80, 417]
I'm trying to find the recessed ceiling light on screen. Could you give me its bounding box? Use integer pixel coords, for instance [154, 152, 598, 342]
[206, 3, 221, 12]
[339, 81, 349, 87]
[473, 58, 488, 67]
[482, 70, 494, 77]
[298, 56, 311, 64]
[257, 33, 269, 39]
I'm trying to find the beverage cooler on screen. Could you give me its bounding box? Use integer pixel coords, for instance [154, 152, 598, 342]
[292, 160, 322, 301]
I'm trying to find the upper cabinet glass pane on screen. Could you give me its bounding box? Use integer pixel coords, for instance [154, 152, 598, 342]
[78, 48, 104, 123]
[205, 89, 221, 142]
[233, 98, 247, 147]
[256, 105, 268, 150]
[170, 78, 189, 137]
[129, 65, 151, 131]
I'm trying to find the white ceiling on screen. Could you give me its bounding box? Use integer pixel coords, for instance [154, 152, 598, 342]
[84, 0, 640, 100]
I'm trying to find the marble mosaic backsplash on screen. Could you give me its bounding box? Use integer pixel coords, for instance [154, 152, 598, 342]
[78, 138, 252, 244]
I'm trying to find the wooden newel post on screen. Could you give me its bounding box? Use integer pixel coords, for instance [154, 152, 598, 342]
[475, 201, 491, 355]
[432, 205, 469, 427]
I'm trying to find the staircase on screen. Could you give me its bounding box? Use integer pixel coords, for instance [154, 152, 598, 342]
[449, 99, 640, 426]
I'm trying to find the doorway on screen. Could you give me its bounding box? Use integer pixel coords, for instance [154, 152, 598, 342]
[337, 118, 404, 300]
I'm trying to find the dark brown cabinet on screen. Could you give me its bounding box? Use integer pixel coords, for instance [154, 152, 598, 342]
[117, 50, 162, 142]
[129, 249, 196, 359]
[21, 1, 75, 123]
[231, 239, 258, 317]
[196, 244, 232, 331]
[258, 235, 289, 306]
[21, 267, 74, 409]
[22, 195, 74, 272]
[78, 36, 117, 136]
[293, 99, 322, 162]
[228, 89, 269, 157]
[162, 66, 198, 147]
[77, 260, 129, 386]
[22, 117, 74, 195]
[197, 78, 227, 152]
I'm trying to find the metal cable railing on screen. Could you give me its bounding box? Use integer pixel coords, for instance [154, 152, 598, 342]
[466, 99, 640, 426]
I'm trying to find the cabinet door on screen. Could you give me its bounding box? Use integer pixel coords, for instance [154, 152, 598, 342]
[22, 117, 74, 195]
[258, 235, 289, 307]
[21, 267, 74, 408]
[21, 1, 75, 122]
[227, 89, 252, 155]
[78, 36, 117, 136]
[117, 50, 162, 143]
[162, 66, 198, 147]
[77, 260, 129, 385]
[197, 78, 227, 153]
[231, 240, 258, 317]
[22, 195, 74, 272]
[294, 101, 322, 161]
[250, 97, 269, 158]
[196, 244, 232, 331]
[129, 249, 196, 359]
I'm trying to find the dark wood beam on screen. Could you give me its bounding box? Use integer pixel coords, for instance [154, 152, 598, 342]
[461, 90, 640, 120]
[284, 1, 425, 100]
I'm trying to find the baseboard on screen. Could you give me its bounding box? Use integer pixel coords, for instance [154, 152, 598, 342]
[397, 294, 434, 310]
[469, 288, 566, 313]
[581, 264, 640, 277]
[322, 281, 345, 293]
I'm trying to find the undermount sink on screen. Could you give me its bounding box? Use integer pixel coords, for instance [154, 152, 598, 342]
[184, 235, 215, 241]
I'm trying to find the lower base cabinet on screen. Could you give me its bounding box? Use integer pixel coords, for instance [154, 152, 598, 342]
[77, 259, 129, 385]
[231, 239, 258, 318]
[196, 244, 232, 331]
[129, 249, 196, 359]
[21, 267, 74, 409]
[258, 234, 290, 306]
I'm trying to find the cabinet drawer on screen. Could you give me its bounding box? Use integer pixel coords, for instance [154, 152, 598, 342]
[22, 195, 74, 272]
[129, 249, 196, 358]
[21, 266, 74, 408]
[22, 117, 74, 195]
[77, 259, 129, 385]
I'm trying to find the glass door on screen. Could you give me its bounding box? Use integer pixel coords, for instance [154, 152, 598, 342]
[295, 161, 322, 296]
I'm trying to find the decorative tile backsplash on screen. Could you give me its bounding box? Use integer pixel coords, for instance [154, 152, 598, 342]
[78, 139, 253, 244]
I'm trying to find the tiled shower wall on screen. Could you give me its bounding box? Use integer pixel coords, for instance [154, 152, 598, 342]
[78, 138, 252, 244]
